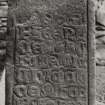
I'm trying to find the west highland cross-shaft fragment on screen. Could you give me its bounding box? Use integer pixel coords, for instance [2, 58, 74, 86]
[0, 0, 95, 105]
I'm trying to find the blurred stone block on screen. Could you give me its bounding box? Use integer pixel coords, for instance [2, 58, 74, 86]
[96, 1, 105, 26]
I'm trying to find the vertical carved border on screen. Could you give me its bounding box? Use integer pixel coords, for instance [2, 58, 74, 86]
[6, 0, 16, 105]
[5, 64, 14, 105]
[88, 0, 95, 105]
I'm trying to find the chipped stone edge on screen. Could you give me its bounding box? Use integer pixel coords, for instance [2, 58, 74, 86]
[6, 0, 16, 105]
[88, 0, 96, 105]
[5, 64, 14, 105]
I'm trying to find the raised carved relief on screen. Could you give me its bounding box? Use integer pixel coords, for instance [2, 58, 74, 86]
[41, 82, 54, 97]
[7, 0, 95, 105]
[31, 42, 42, 54]
[17, 40, 29, 54]
[42, 27, 53, 40]
[63, 26, 76, 41]
[14, 85, 27, 98]
[27, 85, 41, 97]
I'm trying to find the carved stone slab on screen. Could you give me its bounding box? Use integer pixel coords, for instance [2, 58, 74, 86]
[6, 0, 95, 105]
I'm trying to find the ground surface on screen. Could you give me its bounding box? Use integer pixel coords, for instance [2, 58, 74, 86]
[0, 70, 5, 105]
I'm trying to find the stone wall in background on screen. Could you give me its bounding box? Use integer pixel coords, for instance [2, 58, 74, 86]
[95, 0, 105, 105]
[0, 0, 7, 79]
[0, 0, 8, 105]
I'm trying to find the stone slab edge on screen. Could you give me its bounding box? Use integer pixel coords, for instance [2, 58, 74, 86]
[88, 0, 95, 105]
[5, 0, 16, 105]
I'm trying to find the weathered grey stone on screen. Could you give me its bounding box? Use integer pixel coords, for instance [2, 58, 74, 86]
[6, 0, 95, 105]
[96, 1, 105, 26]
[96, 66, 105, 104]
[0, 0, 7, 78]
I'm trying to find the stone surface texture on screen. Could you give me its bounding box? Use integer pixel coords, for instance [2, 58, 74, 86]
[0, 70, 5, 105]
[6, 0, 95, 105]
[0, 0, 95, 105]
[95, 0, 105, 105]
